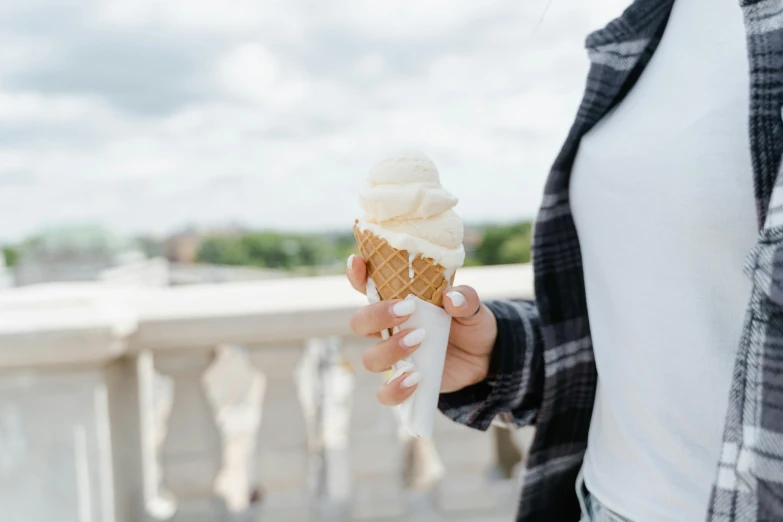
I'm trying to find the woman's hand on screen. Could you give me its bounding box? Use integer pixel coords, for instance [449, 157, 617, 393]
[347, 254, 498, 406]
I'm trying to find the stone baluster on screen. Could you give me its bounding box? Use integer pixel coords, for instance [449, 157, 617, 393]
[492, 425, 525, 479]
[340, 337, 409, 520]
[294, 337, 354, 519]
[201, 345, 266, 514]
[152, 351, 225, 521]
[0, 369, 119, 522]
[247, 343, 310, 521]
[137, 350, 177, 520]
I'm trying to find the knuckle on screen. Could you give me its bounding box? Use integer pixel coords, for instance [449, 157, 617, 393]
[369, 303, 385, 328]
[377, 387, 400, 406]
[376, 386, 390, 405]
[361, 351, 372, 371]
[462, 285, 478, 300]
[362, 349, 380, 372]
[349, 310, 364, 336]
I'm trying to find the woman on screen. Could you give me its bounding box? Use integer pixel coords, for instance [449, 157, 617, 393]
[347, 0, 783, 520]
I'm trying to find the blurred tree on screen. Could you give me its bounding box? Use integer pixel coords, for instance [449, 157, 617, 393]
[136, 236, 165, 258]
[2, 246, 18, 267]
[474, 221, 532, 266]
[462, 257, 483, 267]
[498, 235, 531, 264]
[333, 233, 358, 261]
[194, 222, 534, 272]
[197, 236, 250, 266]
[242, 233, 286, 267]
[475, 227, 507, 265]
[298, 238, 330, 267]
[198, 232, 337, 269]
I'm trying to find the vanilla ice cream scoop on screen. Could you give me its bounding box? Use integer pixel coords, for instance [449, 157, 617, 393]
[355, 149, 466, 438]
[358, 150, 465, 269]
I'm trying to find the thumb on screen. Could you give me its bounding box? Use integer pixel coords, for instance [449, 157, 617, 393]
[443, 285, 483, 325]
[346, 254, 367, 295]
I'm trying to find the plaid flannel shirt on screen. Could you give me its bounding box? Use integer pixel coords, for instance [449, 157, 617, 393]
[438, 0, 783, 520]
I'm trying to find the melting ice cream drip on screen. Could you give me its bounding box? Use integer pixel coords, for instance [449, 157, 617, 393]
[408, 252, 416, 279]
[365, 276, 381, 304]
[365, 277, 389, 340]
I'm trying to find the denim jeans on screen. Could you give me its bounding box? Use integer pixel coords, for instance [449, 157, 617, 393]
[576, 468, 632, 522]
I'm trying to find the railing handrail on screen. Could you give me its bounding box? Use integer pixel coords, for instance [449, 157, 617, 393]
[0, 264, 533, 367]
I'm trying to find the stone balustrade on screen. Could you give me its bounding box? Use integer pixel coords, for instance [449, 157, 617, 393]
[0, 264, 534, 522]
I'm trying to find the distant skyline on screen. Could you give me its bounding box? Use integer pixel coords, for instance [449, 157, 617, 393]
[0, 0, 630, 242]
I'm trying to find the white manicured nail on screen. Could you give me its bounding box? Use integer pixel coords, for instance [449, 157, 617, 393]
[401, 328, 426, 348]
[401, 372, 421, 388]
[446, 291, 466, 308]
[347, 254, 356, 271]
[391, 299, 416, 317]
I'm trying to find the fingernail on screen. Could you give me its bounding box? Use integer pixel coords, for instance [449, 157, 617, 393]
[446, 291, 466, 308]
[400, 328, 426, 348]
[391, 299, 416, 317]
[401, 372, 421, 388]
[347, 254, 356, 271]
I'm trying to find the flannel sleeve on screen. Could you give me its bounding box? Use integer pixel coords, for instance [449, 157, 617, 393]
[437, 299, 544, 431]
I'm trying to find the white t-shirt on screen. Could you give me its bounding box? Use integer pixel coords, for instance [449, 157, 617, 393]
[569, 0, 757, 520]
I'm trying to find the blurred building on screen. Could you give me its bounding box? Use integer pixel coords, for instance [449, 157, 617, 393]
[14, 225, 168, 287]
[165, 228, 202, 264]
[10, 225, 289, 289]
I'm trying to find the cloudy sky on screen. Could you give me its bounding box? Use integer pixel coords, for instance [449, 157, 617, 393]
[0, 0, 630, 241]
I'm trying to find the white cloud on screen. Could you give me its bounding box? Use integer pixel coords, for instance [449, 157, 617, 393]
[216, 42, 309, 108]
[96, 0, 305, 36]
[306, 0, 507, 40]
[353, 53, 388, 80]
[217, 43, 281, 100]
[0, 91, 116, 124]
[0, 0, 633, 241]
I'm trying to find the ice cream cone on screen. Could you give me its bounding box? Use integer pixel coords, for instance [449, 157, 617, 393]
[353, 223, 455, 307]
[354, 223, 457, 439]
[353, 150, 465, 438]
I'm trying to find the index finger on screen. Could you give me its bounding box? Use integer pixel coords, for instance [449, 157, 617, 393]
[346, 254, 367, 294]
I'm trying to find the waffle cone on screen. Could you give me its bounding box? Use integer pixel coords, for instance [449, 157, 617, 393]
[354, 223, 455, 307]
